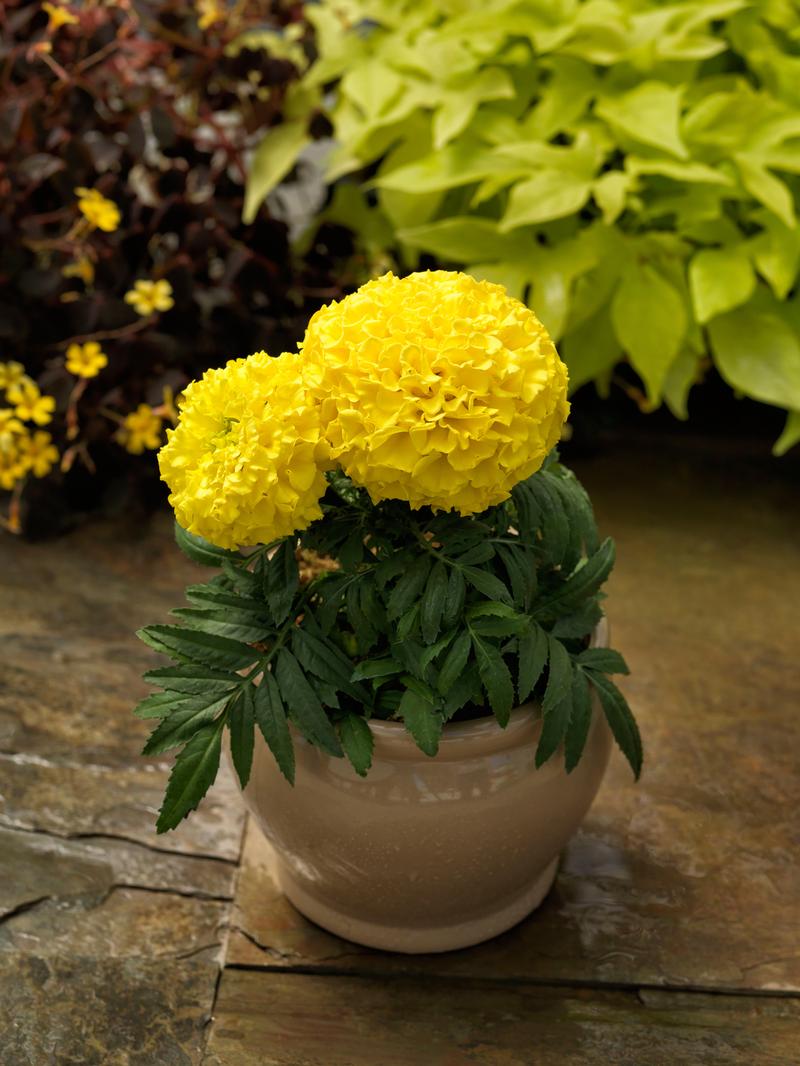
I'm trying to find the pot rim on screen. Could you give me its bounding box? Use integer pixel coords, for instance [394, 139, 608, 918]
[364, 614, 608, 761]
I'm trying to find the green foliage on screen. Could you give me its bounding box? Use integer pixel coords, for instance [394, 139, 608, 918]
[254, 0, 800, 446]
[136, 457, 641, 831]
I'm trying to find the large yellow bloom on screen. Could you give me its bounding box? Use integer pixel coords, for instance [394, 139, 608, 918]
[300, 271, 570, 514]
[159, 352, 329, 550]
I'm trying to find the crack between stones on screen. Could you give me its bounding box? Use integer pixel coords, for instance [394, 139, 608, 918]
[0, 895, 51, 926]
[109, 883, 234, 904]
[0, 822, 238, 866]
[231, 924, 368, 965]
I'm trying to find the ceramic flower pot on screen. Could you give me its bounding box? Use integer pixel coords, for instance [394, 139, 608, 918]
[240, 617, 612, 954]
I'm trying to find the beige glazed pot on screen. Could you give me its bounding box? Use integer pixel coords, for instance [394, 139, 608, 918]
[240, 617, 612, 954]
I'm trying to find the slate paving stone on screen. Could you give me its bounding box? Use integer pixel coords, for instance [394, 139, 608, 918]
[0, 955, 218, 1066]
[203, 970, 800, 1066]
[227, 448, 800, 993]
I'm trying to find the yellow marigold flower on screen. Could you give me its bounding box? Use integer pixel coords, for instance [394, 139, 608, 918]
[0, 449, 26, 491]
[159, 351, 329, 550]
[196, 0, 225, 30]
[124, 279, 174, 316]
[62, 255, 95, 286]
[8, 381, 56, 426]
[42, 2, 78, 31]
[65, 341, 108, 379]
[117, 404, 163, 455]
[0, 409, 24, 451]
[0, 361, 27, 392]
[75, 187, 121, 233]
[300, 271, 570, 514]
[16, 431, 59, 478]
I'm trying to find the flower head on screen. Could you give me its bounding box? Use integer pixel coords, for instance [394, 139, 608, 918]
[159, 351, 329, 549]
[124, 279, 174, 317]
[42, 2, 78, 31]
[0, 409, 24, 451]
[65, 341, 108, 379]
[300, 271, 570, 514]
[8, 381, 56, 426]
[62, 255, 95, 287]
[75, 187, 120, 233]
[0, 362, 27, 392]
[117, 405, 163, 455]
[196, 0, 225, 30]
[16, 431, 59, 478]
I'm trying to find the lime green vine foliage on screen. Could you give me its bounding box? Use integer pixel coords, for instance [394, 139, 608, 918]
[136, 455, 640, 832]
[249, 0, 800, 453]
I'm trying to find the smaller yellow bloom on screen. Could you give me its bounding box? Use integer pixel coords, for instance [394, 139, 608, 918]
[196, 0, 225, 31]
[75, 187, 121, 233]
[17, 431, 59, 478]
[0, 361, 27, 393]
[62, 255, 95, 286]
[42, 2, 78, 31]
[117, 404, 163, 454]
[124, 279, 175, 316]
[65, 341, 108, 379]
[158, 385, 181, 425]
[0, 409, 24, 451]
[8, 381, 56, 426]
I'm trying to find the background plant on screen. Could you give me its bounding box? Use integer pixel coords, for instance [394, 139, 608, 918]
[0, 0, 347, 535]
[248, 0, 800, 453]
[136, 455, 640, 833]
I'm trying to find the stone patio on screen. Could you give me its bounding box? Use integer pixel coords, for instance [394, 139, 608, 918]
[1, 441, 798, 1065]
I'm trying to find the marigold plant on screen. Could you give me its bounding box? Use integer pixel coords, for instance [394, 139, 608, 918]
[137, 272, 641, 833]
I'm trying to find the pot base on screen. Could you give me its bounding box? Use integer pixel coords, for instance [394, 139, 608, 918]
[274, 855, 560, 955]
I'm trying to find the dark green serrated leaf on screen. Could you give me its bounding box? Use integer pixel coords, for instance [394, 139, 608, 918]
[589, 671, 643, 779]
[419, 630, 455, 671]
[183, 586, 267, 614]
[443, 661, 481, 719]
[437, 630, 472, 695]
[293, 628, 368, 702]
[420, 561, 448, 645]
[534, 637, 574, 768]
[496, 543, 536, 610]
[144, 665, 242, 696]
[530, 474, 570, 568]
[517, 623, 548, 703]
[397, 602, 421, 641]
[133, 690, 192, 720]
[137, 625, 257, 671]
[347, 578, 377, 652]
[462, 566, 512, 605]
[275, 649, 342, 757]
[577, 648, 629, 674]
[253, 671, 295, 784]
[534, 539, 615, 618]
[455, 542, 495, 566]
[388, 555, 432, 621]
[175, 523, 241, 567]
[156, 718, 224, 833]
[262, 540, 299, 625]
[229, 686, 255, 789]
[552, 468, 600, 555]
[564, 668, 593, 773]
[338, 713, 374, 777]
[472, 633, 514, 726]
[142, 691, 231, 756]
[170, 608, 270, 644]
[467, 603, 528, 639]
[351, 657, 403, 681]
[441, 566, 466, 629]
[398, 686, 442, 756]
[551, 600, 603, 639]
[222, 559, 259, 595]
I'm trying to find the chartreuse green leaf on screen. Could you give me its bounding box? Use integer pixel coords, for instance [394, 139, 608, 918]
[398, 683, 442, 756]
[773, 410, 800, 457]
[338, 713, 374, 777]
[229, 686, 255, 789]
[535, 637, 573, 768]
[156, 718, 224, 834]
[174, 523, 241, 567]
[597, 82, 687, 159]
[735, 154, 795, 229]
[243, 119, 310, 224]
[689, 247, 755, 323]
[253, 672, 295, 785]
[588, 672, 643, 779]
[275, 649, 343, 757]
[612, 266, 687, 402]
[500, 170, 593, 231]
[708, 305, 800, 410]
